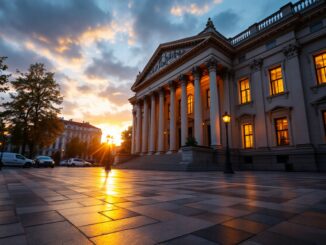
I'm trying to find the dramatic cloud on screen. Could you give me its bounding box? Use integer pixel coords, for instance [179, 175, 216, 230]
[0, 0, 111, 59]
[85, 49, 138, 81]
[98, 83, 132, 106]
[213, 10, 241, 37]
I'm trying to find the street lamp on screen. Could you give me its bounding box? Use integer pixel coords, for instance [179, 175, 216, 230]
[222, 112, 234, 174]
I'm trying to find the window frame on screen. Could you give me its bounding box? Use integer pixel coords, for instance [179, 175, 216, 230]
[269, 66, 285, 96]
[239, 78, 251, 104]
[314, 51, 326, 85]
[242, 123, 254, 149]
[274, 117, 290, 146]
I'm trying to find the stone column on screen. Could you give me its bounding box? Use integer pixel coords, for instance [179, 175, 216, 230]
[141, 97, 149, 154]
[193, 67, 203, 145]
[157, 88, 165, 154]
[250, 59, 268, 148]
[135, 101, 142, 154]
[149, 93, 156, 154]
[180, 75, 188, 147]
[131, 109, 136, 154]
[283, 44, 310, 144]
[207, 58, 221, 147]
[168, 81, 177, 153]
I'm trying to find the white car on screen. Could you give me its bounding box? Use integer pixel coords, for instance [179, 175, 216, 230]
[67, 158, 91, 167]
[0, 152, 34, 168]
[59, 159, 68, 166]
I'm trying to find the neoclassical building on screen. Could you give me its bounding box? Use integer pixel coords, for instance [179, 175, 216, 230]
[129, 0, 326, 171]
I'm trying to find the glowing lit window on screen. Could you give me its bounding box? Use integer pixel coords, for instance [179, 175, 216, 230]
[187, 95, 193, 114]
[206, 89, 210, 108]
[242, 124, 254, 149]
[275, 118, 289, 146]
[269, 66, 284, 95]
[314, 52, 326, 84]
[239, 78, 251, 104]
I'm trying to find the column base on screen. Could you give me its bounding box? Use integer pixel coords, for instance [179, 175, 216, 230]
[155, 151, 165, 155]
[166, 150, 177, 154]
[147, 151, 155, 155]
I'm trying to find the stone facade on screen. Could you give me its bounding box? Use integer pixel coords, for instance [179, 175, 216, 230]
[129, 0, 326, 171]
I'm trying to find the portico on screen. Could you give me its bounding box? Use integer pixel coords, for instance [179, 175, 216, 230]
[131, 56, 228, 155]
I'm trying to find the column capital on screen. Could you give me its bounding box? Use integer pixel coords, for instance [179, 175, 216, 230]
[158, 86, 165, 95]
[205, 57, 218, 72]
[283, 43, 300, 59]
[250, 58, 263, 72]
[169, 80, 176, 89]
[192, 66, 202, 79]
[179, 74, 188, 86]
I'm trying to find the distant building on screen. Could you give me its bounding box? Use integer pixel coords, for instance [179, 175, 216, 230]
[41, 119, 102, 159]
[129, 0, 326, 171]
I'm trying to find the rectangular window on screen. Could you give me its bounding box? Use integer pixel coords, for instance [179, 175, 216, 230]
[269, 66, 284, 95]
[206, 89, 210, 108]
[275, 118, 290, 146]
[187, 95, 193, 114]
[239, 78, 251, 104]
[314, 52, 326, 84]
[242, 124, 254, 149]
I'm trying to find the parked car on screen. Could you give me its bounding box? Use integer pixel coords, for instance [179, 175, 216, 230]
[0, 152, 33, 168]
[59, 159, 68, 166]
[34, 156, 55, 168]
[67, 158, 91, 167]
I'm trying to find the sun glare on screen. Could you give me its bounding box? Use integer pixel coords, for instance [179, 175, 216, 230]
[98, 124, 124, 146]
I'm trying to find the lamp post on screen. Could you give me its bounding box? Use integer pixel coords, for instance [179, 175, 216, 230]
[222, 112, 234, 174]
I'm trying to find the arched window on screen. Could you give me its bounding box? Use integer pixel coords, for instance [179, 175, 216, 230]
[187, 95, 193, 114]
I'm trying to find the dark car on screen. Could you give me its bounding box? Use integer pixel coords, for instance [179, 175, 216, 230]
[34, 156, 55, 168]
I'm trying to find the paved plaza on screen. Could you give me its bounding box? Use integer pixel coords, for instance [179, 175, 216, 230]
[0, 168, 326, 244]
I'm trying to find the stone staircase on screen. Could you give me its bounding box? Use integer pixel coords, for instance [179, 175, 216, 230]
[114, 153, 221, 171]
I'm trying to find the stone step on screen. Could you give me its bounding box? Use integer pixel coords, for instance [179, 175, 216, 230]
[114, 153, 221, 171]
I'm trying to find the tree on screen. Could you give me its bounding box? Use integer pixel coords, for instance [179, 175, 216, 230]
[65, 137, 86, 158]
[120, 126, 132, 153]
[0, 56, 10, 95]
[3, 63, 64, 157]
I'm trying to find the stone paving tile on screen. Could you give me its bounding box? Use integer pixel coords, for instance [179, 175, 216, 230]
[243, 213, 283, 225]
[193, 224, 254, 244]
[241, 231, 314, 245]
[160, 234, 218, 245]
[268, 221, 326, 244]
[66, 212, 111, 227]
[1, 168, 326, 244]
[222, 218, 270, 234]
[0, 222, 24, 238]
[289, 211, 326, 229]
[25, 221, 91, 244]
[101, 208, 139, 220]
[79, 215, 157, 237]
[192, 212, 233, 224]
[58, 203, 116, 216]
[20, 210, 64, 227]
[0, 235, 28, 245]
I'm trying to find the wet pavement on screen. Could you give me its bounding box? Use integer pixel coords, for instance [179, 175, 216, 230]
[0, 167, 326, 244]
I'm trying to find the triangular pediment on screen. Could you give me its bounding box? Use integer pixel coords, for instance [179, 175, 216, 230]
[132, 35, 210, 90]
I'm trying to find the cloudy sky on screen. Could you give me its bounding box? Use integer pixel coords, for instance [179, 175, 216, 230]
[0, 0, 290, 144]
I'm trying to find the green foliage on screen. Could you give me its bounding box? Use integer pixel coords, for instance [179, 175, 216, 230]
[120, 126, 132, 154]
[185, 136, 198, 147]
[0, 56, 10, 95]
[65, 137, 87, 158]
[3, 63, 63, 157]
